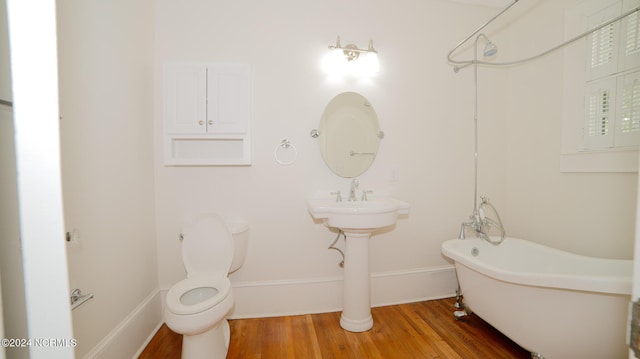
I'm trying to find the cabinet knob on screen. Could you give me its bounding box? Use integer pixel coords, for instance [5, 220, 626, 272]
[208, 120, 213, 125]
[199, 120, 204, 125]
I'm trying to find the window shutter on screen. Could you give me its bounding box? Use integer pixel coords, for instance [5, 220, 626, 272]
[586, 3, 621, 81]
[591, 23, 615, 68]
[584, 78, 617, 149]
[620, 10, 640, 71]
[625, 12, 639, 56]
[616, 70, 640, 147]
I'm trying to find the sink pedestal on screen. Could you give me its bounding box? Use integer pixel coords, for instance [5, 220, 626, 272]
[340, 230, 373, 332]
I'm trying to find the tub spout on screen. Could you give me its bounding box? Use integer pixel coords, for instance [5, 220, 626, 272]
[459, 223, 466, 239]
[459, 220, 475, 239]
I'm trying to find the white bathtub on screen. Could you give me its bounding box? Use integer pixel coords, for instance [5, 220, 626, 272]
[441, 237, 632, 359]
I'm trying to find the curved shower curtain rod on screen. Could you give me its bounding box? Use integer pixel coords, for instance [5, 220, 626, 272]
[447, 0, 640, 72]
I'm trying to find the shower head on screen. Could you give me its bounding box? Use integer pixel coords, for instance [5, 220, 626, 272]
[452, 34, 498, 72]
[483, 40, 497, 57]
[475, 34, 498, 58]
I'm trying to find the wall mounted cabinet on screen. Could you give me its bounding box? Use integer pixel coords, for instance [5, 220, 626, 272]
[164, 63, 251, 165]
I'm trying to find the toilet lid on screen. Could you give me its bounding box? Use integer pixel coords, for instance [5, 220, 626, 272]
[182, 214, 233, 275]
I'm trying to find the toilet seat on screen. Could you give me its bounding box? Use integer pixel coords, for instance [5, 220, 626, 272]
[166, 275, 231, 315]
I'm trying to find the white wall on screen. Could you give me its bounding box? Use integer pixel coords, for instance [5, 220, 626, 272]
[498, 0, 637, 258]
[154, 0, 637, 318]
[56, 0, 160, 357]
[153, 0, 508, 316]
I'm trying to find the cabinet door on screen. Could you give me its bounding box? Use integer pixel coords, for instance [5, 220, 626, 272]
[165, 64, 207, 134]
[206, 64, 250, 133]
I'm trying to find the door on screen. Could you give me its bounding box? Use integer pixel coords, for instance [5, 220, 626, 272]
[165, 64, 207, 134]
[6, 0, 74, 357]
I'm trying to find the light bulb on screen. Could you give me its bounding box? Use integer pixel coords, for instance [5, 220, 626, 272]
[355, 52, 379, 77]
[323, 49, 347, 76]
[365, 52, 380, 73]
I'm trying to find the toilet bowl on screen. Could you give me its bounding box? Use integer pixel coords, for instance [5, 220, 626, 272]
[164, 214, 248, 359]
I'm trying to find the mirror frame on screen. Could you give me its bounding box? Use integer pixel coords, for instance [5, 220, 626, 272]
[316, 92, 382, 178]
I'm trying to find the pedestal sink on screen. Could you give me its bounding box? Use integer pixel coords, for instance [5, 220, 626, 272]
[307, 196, 410, 332]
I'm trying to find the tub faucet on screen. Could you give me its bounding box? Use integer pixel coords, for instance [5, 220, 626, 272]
[459, 221, 471, 239]
[348, 178, 359, 202]
[459, 210, 487, 240]
[459, 198, 505, 245]
[459, 217, 480, 240]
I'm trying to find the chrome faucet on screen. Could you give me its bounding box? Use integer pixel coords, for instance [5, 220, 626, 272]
[458, 197, 505, 245]
[458, 220, 472, 239]
[348, 178, 359, 202]
[458, 211, 484, 240]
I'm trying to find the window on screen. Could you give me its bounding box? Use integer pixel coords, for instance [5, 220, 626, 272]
[561, 0, 639, 172]
[583, 3, 640, 150]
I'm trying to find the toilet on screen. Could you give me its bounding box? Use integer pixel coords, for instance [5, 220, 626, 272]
[164, 213, 249, 359]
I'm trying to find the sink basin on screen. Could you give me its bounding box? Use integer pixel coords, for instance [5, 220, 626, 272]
[307, 197, 410, 230]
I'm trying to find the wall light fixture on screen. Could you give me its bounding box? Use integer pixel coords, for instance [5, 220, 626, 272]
[323, 36, 379, 77]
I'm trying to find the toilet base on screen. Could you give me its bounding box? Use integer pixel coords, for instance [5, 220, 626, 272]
[181, 319, 230, 359]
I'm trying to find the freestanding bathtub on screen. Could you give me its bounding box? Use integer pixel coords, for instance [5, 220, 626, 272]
[441, 237, 632, 359]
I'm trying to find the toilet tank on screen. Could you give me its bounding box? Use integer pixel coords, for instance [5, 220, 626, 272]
[225, 218, 249, 273]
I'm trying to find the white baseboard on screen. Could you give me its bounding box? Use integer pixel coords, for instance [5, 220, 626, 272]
[78, 266, 456, 358]
[157, 266, 457, 319]
[82, 289, 163, 359]
[371, 265, 458, 307]
[131, 321, 164, 359]
[224, 265, 457, 319]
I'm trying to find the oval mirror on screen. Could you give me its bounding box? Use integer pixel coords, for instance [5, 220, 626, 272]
[318, 92, 381, 178]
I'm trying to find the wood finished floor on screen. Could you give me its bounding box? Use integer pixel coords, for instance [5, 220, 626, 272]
[139, 298, 530, 358]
